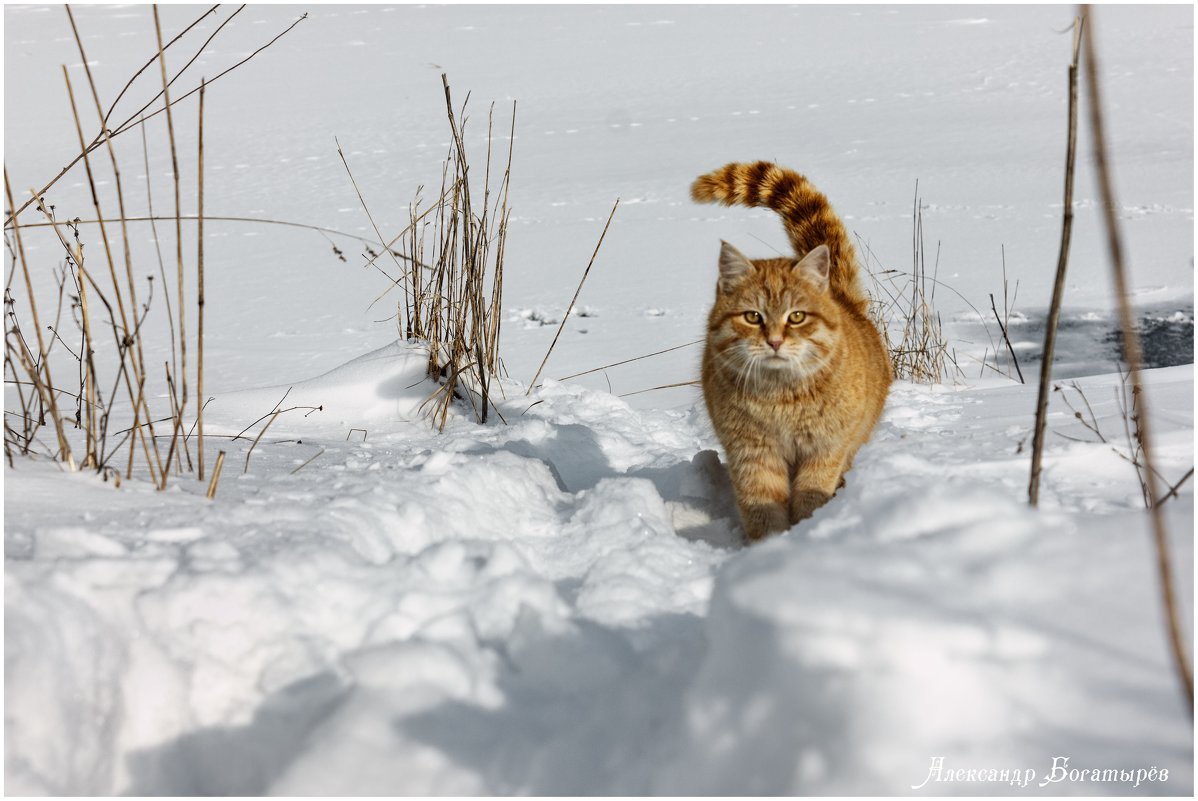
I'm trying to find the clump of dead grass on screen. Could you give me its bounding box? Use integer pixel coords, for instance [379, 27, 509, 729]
[342, 75, 515, 430]
[4, 6, 305, 493]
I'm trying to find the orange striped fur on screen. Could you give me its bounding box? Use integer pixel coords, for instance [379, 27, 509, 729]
[693, 162, 891, 542]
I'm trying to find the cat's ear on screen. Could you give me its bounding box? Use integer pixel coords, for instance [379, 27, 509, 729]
[794, 244, 830, 291]
[718, 240, 754, 289]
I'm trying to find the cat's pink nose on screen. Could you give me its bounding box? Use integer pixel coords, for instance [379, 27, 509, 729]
[767, 337, 783, 352]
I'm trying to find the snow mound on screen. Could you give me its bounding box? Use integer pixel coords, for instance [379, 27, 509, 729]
[202, 339, 442, 439]
[656, 489, 1193, 795]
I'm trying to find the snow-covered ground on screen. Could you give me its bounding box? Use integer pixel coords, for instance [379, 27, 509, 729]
[5, 347, 1194, 795]
[4, 3, 1194, 796]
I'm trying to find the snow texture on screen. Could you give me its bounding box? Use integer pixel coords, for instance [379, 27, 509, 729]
[4, 3, 1194, 797]
[6, 346, 1193, 795]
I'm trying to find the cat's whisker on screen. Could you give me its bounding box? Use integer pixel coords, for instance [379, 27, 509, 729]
[746, 357, 761, 396]
[712, 348, 753, 394]
[733, 355, 753, 397]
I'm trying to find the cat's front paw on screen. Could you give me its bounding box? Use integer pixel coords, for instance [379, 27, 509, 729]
[789, 489, 833, 525]
[740, 502, 789, 543]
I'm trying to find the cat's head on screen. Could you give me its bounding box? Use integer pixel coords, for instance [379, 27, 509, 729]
[706, 241, 839, 384]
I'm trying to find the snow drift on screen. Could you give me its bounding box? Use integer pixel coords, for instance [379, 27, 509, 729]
[5, 341, 1193, 795]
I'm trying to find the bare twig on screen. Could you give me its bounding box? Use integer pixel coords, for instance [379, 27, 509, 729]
[102, 4, 223, 129]
[6, 7, 304, 227]
[231, 389, 322, 440]
[111, 12, 308, 139]
[1030, 15, 1084, 506]
[1055, 382, 1108, 443]
[243, 410, 281, 473]
[1155, 467, 1194, 509]
[32, 191, 103, 467]
[107, 6, 245, 135]
[1051, 380, 1188, 509]
[989, 292, 1025, 384]
[4, 174, 75, 469]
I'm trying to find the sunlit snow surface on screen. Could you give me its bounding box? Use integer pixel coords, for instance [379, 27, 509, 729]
[4, 3, 1194, 796]
[6, 342, 1194, 795]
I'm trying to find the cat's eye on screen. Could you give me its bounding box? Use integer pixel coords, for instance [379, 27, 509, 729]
[743, 311, 763, 325]
[787, 311, 807, 325]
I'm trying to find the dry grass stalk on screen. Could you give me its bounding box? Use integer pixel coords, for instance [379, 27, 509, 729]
[243, 410, 282, 474]
[290, 447, 325, 475]
[206, 449, 225, 499]
[153, 4, 190, 483]
[861, 186, 959, 384]
[111, 5, 241, 131]
[160, 362, 195, 477]
[556, 338, 704, 383]
[63, 60, 166, 480]
[335, 138, 413, 292]
[861, 208, 1029, 385]
[1029, 17, 1084, 506]
[20, 213, 412, 256]
[526, 198, 619, 394]
[989, 291, 1024, 384]
[988, 245, 1025, 384]
[1081, 4, 1192, 713]
[197, 79, 206, 481]
[139, 114, 176, 383]
[619, 379, 701, 399]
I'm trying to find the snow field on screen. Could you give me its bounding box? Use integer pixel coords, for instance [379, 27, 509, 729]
[4, 3, 1194, 795]
[5, 341, 1193, 794]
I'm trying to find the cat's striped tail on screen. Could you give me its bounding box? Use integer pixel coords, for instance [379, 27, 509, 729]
[691, 161, 868, 314]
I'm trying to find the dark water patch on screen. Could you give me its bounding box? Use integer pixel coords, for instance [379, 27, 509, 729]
[947, 301, 1194, 380]
[1105, 311, 1194, 369]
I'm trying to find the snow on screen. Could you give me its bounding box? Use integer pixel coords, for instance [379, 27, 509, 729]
[6, 343, 1193, 795]
[4, 3, 1194, 797]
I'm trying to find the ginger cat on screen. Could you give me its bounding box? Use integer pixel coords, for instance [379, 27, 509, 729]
[692, 161, 891, 542]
